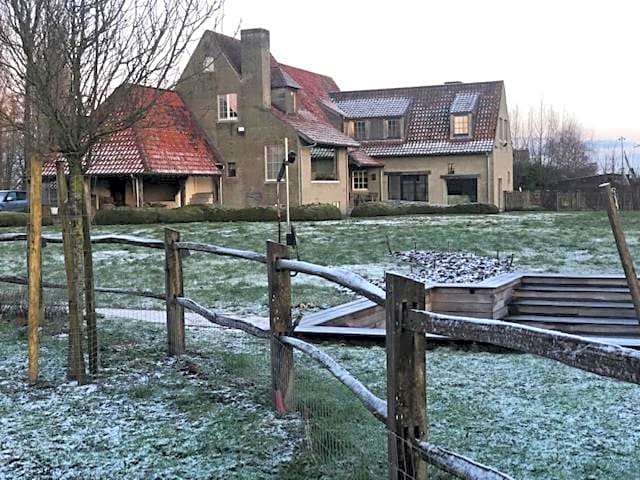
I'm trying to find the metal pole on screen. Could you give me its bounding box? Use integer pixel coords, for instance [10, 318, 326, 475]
[619, 136, 626, 176]
[276, 180, 281, 243]
[600, 182, 640, 325]
[285, 137, 291, 230]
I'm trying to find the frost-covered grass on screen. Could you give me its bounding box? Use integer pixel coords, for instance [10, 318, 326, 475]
[2, 211, 640, 314]
[1, 319, 639, 479]
[2, 212, 640, 478]
[0, 319, 300, 479]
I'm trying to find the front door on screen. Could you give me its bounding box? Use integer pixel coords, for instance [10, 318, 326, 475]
[389, 175, 428, 202]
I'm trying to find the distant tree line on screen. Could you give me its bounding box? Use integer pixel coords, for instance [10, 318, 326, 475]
[510, 101, 598, 190]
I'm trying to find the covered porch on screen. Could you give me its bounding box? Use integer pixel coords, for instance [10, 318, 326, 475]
[91, 174, 220, 210]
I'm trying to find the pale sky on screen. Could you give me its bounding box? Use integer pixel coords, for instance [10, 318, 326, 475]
[213, 0, 639, 144]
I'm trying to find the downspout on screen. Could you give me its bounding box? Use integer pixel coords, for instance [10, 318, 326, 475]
[299, 139, 317, 207]
[486, 153, 492, 205]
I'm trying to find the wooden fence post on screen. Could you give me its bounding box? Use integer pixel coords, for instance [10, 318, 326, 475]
[165, 228, 185, 355]
[267, 241, 294, 413]
[386, 272, 427, 480]
[600, 183, 640, 324]
[27, 154, 42, 385]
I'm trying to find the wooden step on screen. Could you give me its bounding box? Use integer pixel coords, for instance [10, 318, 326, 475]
[521, 275, 634, 288]
[506, 314, 639, 326]
[513, 288, 632, 302]
[504, 315, 640, 335]
[510, 299, 637, 318]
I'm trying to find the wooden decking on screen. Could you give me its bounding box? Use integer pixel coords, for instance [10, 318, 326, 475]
[298, 273, 640, 348]
[505, 275, 640, 347]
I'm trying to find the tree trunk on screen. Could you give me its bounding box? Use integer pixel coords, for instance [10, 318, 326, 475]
[63, 160, 86, 383]
[81, 178, 98, 374]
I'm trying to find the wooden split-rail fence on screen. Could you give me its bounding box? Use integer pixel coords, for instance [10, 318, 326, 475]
[1, 229, 640, 480]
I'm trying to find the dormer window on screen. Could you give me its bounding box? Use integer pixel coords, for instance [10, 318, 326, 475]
[452, 114, 470, 136]
[271, 88, 297, 115]
[385, 118, 402, 139]
[218, 93, 238, 121]
[354, 120, 367, 140]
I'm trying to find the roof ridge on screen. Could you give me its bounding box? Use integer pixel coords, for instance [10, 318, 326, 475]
[332, 80, 504, 96]
[278, 63, 338, 86]
[203, 29, 239, 44]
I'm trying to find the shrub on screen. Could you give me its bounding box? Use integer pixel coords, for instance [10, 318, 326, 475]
[0, 212, 54, 227]
[290, 203, 342, 221]
[157, 206, 208, 224]
[94, 207, 163, 225]
[350, 201, 499, 217]
[92, 203, 341, 225]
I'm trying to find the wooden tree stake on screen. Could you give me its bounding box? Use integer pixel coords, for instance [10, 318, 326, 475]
[600, 183, 640, 324]
[267, 241, 294, 413]
[27, 154, 42, 385]
[165, 228, 185, 355]
[386, 272, 427, 480]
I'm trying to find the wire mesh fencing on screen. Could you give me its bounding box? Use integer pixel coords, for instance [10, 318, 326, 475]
[279, 342, 389, 479]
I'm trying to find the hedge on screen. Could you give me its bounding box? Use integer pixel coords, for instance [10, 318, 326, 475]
[350, 201, 499, 217]
[93, 203, 342, 225]
[0, 212, 54, 227]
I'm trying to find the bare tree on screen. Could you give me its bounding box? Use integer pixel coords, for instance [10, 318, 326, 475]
[510, 101, 596, 190]
[0, 0, 223, 383]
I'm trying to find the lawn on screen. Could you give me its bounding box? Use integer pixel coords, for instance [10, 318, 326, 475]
[2, 211, 640, 314]
[1, 211, 640, 479]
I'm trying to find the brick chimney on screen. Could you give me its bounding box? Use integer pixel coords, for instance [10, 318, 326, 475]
[241, 28, 271, 109]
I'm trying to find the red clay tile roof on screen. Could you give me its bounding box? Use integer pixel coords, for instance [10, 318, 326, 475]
[275, 64, 359, 147]
[330, 81, 503, 157]
[348, 149, 384, 168]
[44, 85, 221, 177]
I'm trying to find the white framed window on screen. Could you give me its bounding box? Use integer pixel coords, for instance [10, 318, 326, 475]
[265, 144, 284, 181]
[354, 120, 367, 140]
[352, 170, 368, 190]
[217, 93, 238, 121]
[385, 118, 402, 139]
[311, 147, 338, 181]
[227, 162, 237, 177]
[453, 114, 470, 136]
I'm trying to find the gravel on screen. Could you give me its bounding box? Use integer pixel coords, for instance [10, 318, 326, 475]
[373, 249, 515, 287]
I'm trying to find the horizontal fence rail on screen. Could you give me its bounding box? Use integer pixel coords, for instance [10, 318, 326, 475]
[176, 241, 267, 264]
[0, 275, 165, 300]
[407, 309, 640, 385]
[277, 258, 386, 306]
[176, 297, 269, 339]
[0, 233, 166, 249]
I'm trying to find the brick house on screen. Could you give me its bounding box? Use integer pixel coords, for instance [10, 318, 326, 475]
[177, 28, 512, 211]
[48, 28, 512, 212]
